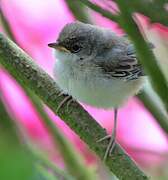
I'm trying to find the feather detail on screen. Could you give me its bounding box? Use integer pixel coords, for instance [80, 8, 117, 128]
[102, 43, 147, 81]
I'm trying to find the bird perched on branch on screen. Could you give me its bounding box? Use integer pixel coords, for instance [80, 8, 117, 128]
[48, 21, 152, 161]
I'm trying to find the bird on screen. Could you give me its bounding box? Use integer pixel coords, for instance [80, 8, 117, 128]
[48, 21, 149, 161]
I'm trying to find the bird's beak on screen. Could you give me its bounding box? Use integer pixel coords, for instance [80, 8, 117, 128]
[48, 42, 70, 53]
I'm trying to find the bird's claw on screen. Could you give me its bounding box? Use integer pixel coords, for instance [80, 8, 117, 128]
[97, 133, 116, 161]
[56, 94, 73, 113]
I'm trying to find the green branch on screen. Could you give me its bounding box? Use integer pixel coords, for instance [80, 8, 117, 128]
[0, 33, 148, 179]
[79, 0, 119, 22]
[116, 0, 168, 111]
[36, 164, 59, 180]
[28, 146, 74, 180]
[127, 0, 168, 26]
[0, 6, 16, 42]
[79, 0, 168, 26]
[65, 0, 91, 23]
[0, 97, 19, 141]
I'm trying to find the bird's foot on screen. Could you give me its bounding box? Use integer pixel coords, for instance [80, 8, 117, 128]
[56, 93, 73, 113]
[97, 133, 116, 162]
[96, 135, 111, 142]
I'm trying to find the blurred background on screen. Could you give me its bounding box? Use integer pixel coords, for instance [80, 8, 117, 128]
[0, 0, 168, 179]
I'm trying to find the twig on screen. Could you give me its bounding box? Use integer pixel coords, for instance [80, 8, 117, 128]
[127, 0, 168, 26]
[79, 0, 119, 22]
[65, 0, 91, 23]
[27, 144, 75, 180]
[0, 5, 16, 42]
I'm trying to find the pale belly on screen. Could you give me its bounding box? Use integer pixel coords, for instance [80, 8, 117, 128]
[54, 62, 145, 109]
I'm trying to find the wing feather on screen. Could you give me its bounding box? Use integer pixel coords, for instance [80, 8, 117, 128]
[97, 40, 154, 81]
[102, 44, 145, 81]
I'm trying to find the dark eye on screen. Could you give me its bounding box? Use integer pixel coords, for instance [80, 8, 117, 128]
[71, 44, 81, 53]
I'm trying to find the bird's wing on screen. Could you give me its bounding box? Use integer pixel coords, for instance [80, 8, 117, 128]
[97, 41, 154, 81]
[109, 44, 144, 81]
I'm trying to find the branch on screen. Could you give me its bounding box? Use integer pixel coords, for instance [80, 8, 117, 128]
[0, 33, 148, 179]
[79, 0, 168, 26]
[79, 0, 119, 22]
[0, 96, 19, 141]
[0, 6, 16, 42]
[116, 0, 168, 111]
[65, 0, 92, 23]
[28, 145, 74, 180]
[127, 0, 168, 26]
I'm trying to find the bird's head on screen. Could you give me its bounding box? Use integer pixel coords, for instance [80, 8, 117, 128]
[48, 21, 128, 75]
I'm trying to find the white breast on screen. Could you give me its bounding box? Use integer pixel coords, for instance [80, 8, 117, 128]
[53, 51, 145, 109]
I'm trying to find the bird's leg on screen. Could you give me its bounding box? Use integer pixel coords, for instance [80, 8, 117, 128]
[56, 94, 73, 113]
[109, 108, 118, 155]
[103, 108, 118, 161]
[97, 109, 118, 161]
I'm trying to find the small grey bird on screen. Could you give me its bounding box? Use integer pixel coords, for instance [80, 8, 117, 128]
[48, 21, 147, 160]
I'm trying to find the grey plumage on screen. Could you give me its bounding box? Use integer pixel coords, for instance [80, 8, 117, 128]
[57, 21, 149, 81]
[50, 21, 149, 109]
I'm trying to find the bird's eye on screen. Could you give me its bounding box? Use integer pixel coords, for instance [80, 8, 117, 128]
[71, 44, 81, 53]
